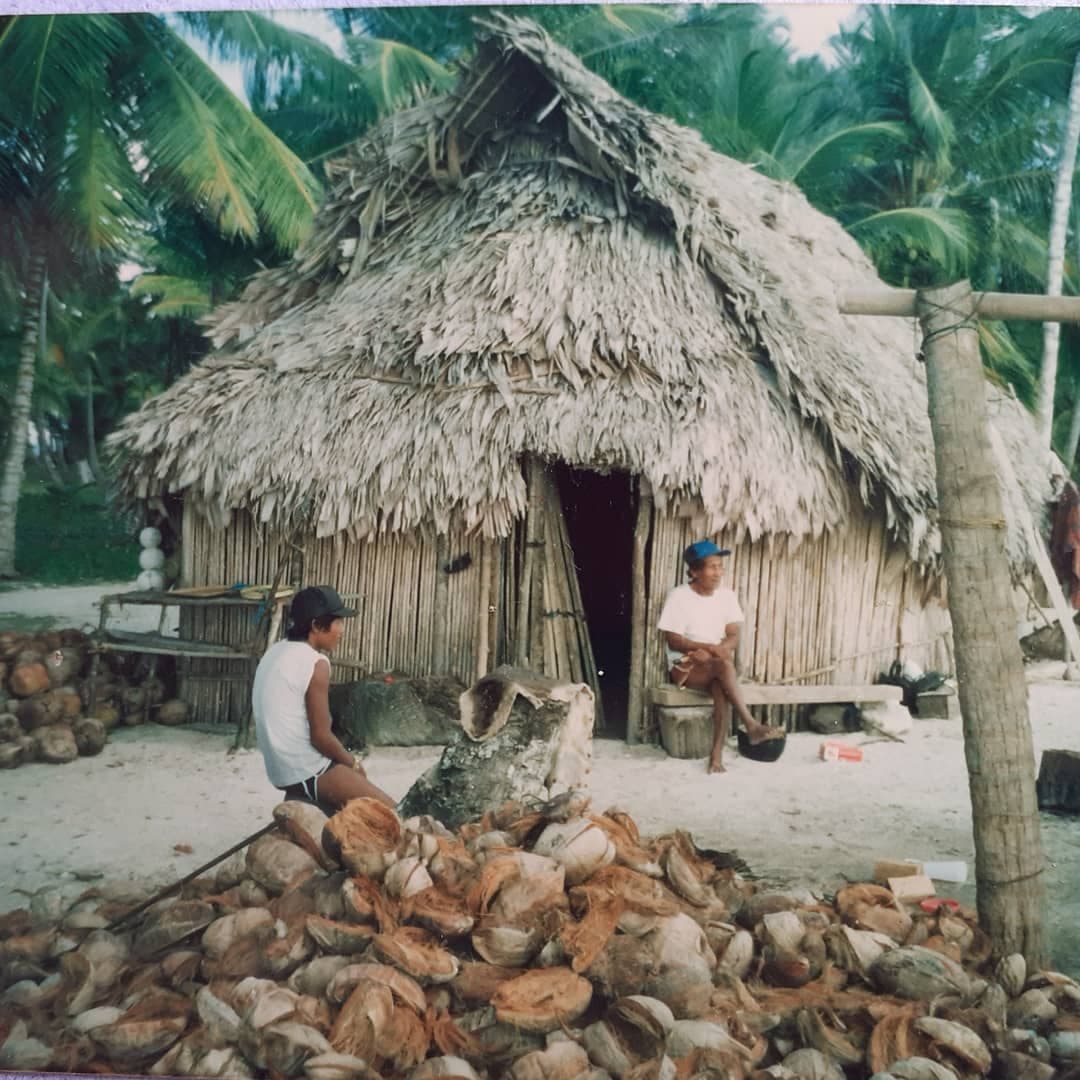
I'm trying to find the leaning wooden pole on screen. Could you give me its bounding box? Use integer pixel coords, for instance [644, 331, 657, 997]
[916, 280, 1045, 964]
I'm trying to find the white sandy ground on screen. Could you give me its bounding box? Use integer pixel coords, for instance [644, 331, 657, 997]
[0, 584, 1078, 972]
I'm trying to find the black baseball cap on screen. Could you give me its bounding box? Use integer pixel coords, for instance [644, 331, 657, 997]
[289, 585, 357, 625]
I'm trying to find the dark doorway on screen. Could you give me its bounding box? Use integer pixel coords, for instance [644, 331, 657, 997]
[555, 465, 636, 738]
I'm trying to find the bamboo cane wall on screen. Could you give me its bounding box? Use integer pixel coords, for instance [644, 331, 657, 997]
[180, 483, 953, 739]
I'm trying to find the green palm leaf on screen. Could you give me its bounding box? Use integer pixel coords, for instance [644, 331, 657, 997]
[130, 273, 213, 318]
[347, 35, 455, 116]
[126, 15, 320, 248]
[848, 206, 973, 277]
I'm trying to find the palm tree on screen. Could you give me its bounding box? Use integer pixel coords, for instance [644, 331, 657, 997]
[0, 12, 331, 577]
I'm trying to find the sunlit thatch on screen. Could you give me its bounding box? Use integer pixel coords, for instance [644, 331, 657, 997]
[110, 14, 1050, 567]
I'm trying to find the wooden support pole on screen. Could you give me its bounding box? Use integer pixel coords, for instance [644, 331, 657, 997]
[626, 484, 652, 744]
[840, 287, 1080, 323]
[515, 457, 538, 668]
[915, 281, 1044, 965]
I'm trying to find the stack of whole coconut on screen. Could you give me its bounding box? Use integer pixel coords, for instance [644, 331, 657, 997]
[0, 629, 189, 769]
[2, 794, 1079, 1079]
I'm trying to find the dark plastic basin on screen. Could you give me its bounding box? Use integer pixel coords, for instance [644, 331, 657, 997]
[736, 729, 787, 762]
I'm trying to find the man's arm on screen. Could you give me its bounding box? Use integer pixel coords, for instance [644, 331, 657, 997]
[664, 628, 737, 661]
[305, 659, 363, 771]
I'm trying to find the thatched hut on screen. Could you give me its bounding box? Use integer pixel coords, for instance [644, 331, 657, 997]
[111, 14, 1051, 738]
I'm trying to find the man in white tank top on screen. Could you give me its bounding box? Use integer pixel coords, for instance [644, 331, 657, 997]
[657, 541, 782, 774]
[253, 585, 396, 811]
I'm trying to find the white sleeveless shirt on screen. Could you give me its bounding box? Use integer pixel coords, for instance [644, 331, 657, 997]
[252, 640, 332, 787]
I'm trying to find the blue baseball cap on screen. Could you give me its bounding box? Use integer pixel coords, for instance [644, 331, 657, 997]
[683, 540, 731, 564]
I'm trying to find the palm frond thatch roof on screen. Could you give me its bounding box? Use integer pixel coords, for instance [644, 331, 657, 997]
[110, 13, 1051, 567]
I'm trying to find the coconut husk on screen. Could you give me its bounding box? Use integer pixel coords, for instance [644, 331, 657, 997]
[373, 1002, 430, 1071]
[328, 979, 393, 1060]
[202, 908, 276, 960]
[451, 961, 520, 1007]
[560, 878, 624, 974]
[10, 661, 49, 697]
[492, 967, 593, 1033]
[795, 1006, 864, 1067]
[532, 819, 616, 886]
[590, 812, 664, 877]
[155, 700, 189, 726]
[428, 838, 480, 896]
[504, 1039, 591, 1080]
[373, 927, 460, 984]
[410, 1054, 481, 1079]
[32, 724, 79, 764]
[322, 799, 401, 878]
[71, 717, 107, 756]
[161, 950, 202, 989]
[263, 918, 316, 979]
[429, 1008, 482, 1059]
[871, 946, 973, 1001]
[273, 802, 337, 871]
[385, 856, 435, 899]
[401, 885, 476, 937]
[327, 961, 427, 1013]
[304, 915, 376, 955]
[246, 833, 321, 896]
[341, 875, 385, 925]
[466, 856, 523, 917]
[866, 1003, 934, 1072]
[835, 884, 913, 943]
[304, 1050, 382, 1080]
[89, 989, 191, 1069]
[259, 1020, 333, 1075]
[133, 900, 217, 959]
[287, 955, 352, 999]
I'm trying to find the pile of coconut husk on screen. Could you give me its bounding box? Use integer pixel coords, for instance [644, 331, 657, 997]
[2, 795, 1079, 1079]
[0, 629, 188, 769]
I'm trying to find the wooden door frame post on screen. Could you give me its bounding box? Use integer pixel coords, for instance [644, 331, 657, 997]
[836, 280, 1080, 965]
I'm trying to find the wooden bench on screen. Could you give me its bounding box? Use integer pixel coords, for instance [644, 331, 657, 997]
[649, 684, 903, 708]
[648, 683, 904, 759]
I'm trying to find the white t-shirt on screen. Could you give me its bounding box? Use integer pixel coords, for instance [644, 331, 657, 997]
[657, 583, 745, 669]
[252, 640, 333, 787]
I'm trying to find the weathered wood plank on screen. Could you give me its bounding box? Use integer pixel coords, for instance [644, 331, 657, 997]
[649, 683, 903, 707]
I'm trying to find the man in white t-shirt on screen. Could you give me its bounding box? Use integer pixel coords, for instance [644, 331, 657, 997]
[253, 585, 396, 811]
[657, 540, 782, 773]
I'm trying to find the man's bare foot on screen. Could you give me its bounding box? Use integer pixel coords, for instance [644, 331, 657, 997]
[707, 758, 727, 774]
[745, 724, 785, 745]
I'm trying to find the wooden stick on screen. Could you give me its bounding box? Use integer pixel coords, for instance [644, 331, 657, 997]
[839, 287, 1080, 322]
[516, 458, 538, 667]
[626, 487, 652, 744]
[106, 822, 277, 932]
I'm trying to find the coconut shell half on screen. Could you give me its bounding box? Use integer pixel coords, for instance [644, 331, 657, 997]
[491, 966, 593, 1033]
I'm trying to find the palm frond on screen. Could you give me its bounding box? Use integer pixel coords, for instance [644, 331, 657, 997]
[848, 206, 973, 278]
[126, 15, 320, 249]
[347, 35, 455, 116]
[130, 273, 213, 317]
[0, 14, 126, 123]
[53, 86, 144, 256]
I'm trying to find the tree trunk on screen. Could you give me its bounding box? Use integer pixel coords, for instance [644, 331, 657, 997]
[85, 361, 103, 484]
[33, 411, 64, 490]
[1036, 53, 1080, 451]
[1066, 377, 1080, 472]
[0, 253, 48, 578]
[918, 280, 1045, 965]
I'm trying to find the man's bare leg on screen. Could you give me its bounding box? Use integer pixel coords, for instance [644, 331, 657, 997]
[707, 694, 730, 774]
[708, 657, 781, 744]
[317, 764, 397, 810]
[676, 657, 783, 768]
